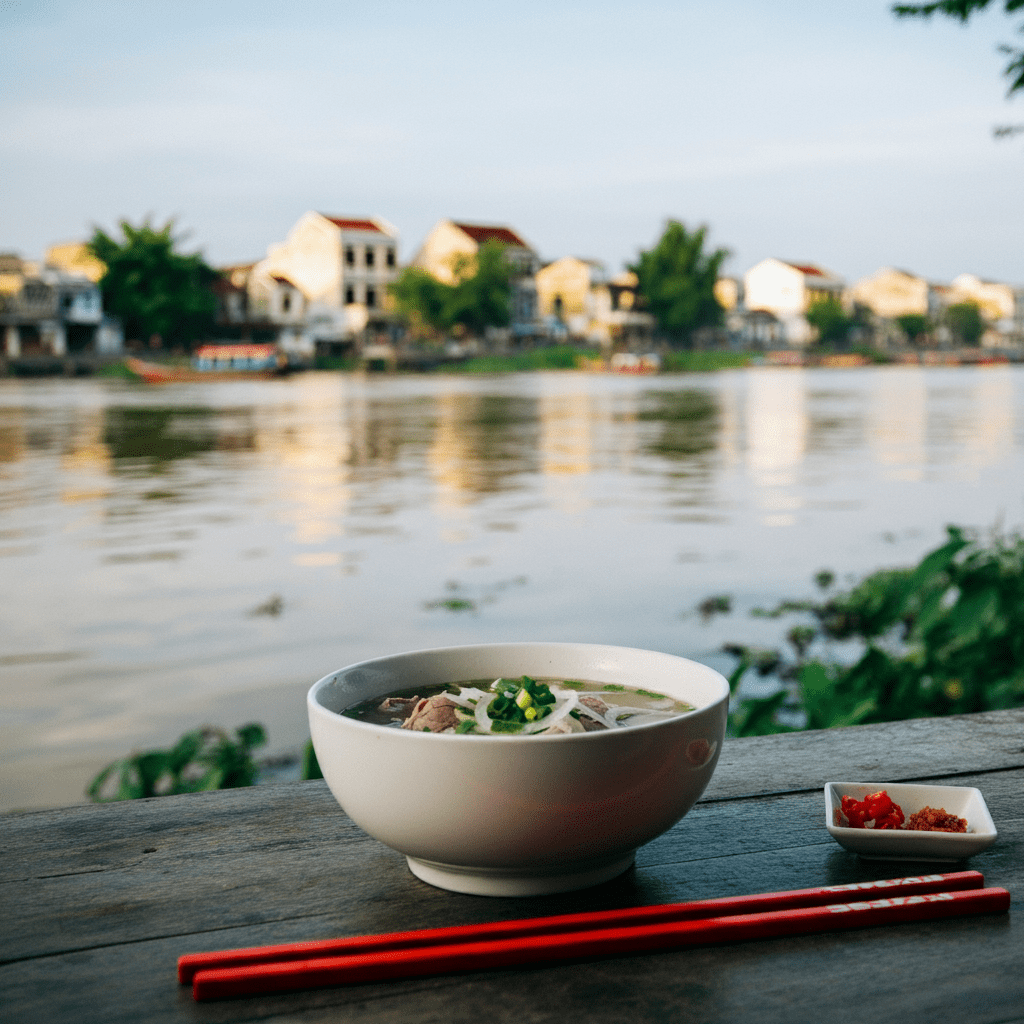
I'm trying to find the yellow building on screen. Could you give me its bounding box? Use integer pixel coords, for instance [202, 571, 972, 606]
[949, 274, 1016, 323]
[535, 257, 603, 322]
[534, 258, 653, 347]
[850, 268, 930, 319]
[411, 220, 540, 334]
[713, 277, 741, 311]
[44, 242, 105, 283]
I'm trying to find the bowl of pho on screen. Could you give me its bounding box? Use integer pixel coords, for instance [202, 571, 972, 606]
[308, 642, 729, 896]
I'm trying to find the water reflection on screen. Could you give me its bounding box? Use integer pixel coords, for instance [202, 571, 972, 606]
[745, 369, 807, 526]
[1, 367, 1023, 812]
[960, 367, 1015, 476]
[869, 366, 927, 482]
[428, 391, 540, 507]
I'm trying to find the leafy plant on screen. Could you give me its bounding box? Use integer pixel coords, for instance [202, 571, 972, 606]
[723, 526, 1024, 735]
[630, 220, 730, 346]
[88, 218, 219, 349]
[301, 740, 323, 781]
[87, 724, 267, 801]
[944, 300, 987, 346]
[806, 295, 855, 346]
[389, 240, 512, 338]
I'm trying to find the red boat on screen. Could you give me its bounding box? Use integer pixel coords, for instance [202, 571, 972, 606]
[126, 345, 290, 383]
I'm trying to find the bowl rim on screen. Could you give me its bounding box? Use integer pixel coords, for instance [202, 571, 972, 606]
[308, 641, 730, 743]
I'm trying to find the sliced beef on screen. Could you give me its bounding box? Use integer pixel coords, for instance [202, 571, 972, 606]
[377, 696, 421, 722]
[577, 695, 609, 731]
[401, 694, 462, 733]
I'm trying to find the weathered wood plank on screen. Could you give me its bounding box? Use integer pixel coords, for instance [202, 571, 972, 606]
[702, 707, 1024, 801]
[2, 712, 1021, 1024]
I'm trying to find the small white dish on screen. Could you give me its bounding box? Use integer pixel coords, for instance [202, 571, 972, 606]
[825, 782, 997, 861]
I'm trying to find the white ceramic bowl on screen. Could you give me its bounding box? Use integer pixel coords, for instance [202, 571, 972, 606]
[308, 643, 729, 896]
[825, 782, 998, 861]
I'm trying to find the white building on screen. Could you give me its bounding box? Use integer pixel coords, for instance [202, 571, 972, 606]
[743, 258, 845, 345]
[1, 255, 116, 358]
[250, 213, 400, 347]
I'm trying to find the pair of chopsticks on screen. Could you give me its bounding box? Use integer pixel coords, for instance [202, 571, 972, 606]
[181, 869, 1008, 1000]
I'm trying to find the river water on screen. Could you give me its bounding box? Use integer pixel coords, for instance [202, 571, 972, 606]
[2, 364, 1022, 811]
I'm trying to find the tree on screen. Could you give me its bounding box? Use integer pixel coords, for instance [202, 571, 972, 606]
[893, 2, 1024, 133]
[446, 240, 513, 336]
[388, 239, 512, 339]
[896, 312, 930, 344]
[630, 220, 730, 346]
[805, 294, 854, 346]
[88, 219, 220, 349]
[389, 266, 451, 336]
[945, 300, 987, 344]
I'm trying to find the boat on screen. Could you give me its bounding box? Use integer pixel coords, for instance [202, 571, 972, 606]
[126, 344, 290, 383]
[608, 352, 661, 374]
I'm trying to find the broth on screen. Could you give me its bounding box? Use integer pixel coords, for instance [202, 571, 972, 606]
[342, 676, 696, 735]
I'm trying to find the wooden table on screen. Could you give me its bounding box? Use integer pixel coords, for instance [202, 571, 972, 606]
[3, 709, 1022, 1023]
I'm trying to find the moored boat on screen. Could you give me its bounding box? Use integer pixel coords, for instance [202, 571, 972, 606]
[126, 344, 290, 383]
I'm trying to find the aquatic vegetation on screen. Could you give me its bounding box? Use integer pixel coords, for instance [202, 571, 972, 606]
[722, 525, 1024, 735]
[87, 724, 267, 801]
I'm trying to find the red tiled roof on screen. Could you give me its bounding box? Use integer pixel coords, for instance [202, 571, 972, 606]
[321, 216, 386, 234]
[787, 263, 826, 277]
[452, 223, 529, 248]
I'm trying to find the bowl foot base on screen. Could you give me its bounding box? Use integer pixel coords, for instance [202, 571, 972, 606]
[406, 852, 636, 897]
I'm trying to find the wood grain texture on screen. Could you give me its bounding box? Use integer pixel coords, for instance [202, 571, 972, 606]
[2, 710, 1022, 1024]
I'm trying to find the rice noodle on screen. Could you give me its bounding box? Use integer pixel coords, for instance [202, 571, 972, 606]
[443, 686, 489, 710]
[474, 692, 496, 733]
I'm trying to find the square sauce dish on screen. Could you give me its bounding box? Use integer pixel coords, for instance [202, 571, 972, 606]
[825, 781, 997, 861]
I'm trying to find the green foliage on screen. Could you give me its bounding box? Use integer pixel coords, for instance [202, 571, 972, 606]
[896, 312, 930, 343]
[659, 350, 752, 372]
[893, 1, 1024, 95]
[445, 345, 596, 372]
[87, 724, 267, 801]
[301, 740, 323, 780]
[389, 240, 512, 337]
[805, 295, 855, 345]
[88, 219, 219, 349]
[630, 220, 730, 346]
[725, 526, 1024, 736]
[446, 241, 513, 335]
[389, 266, 452, 336]
[945, 300, 986, 345]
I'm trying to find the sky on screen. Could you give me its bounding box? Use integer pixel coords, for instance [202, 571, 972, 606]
[2, 0, 1023, 285]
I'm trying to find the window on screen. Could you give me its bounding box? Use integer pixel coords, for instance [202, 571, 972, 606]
[365, 246, 375, 268]
[345, 246, 355, 267]
[386, 248, 395, 268]
[345, 285, 356, 304]
[282, 293, 291, 313]
[366, 287, 376, 309]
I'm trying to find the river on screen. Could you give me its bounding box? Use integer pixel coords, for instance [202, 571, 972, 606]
[2, 364, 1022, 811]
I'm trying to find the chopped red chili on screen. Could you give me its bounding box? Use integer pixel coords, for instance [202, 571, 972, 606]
[839, 790, 906, 830]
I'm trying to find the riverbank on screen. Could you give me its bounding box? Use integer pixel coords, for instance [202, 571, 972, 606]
[7, 344, 1020, 380]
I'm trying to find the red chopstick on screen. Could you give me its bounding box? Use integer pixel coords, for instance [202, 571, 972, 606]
[180, 871, 993, 994]
[192, 886, 1009, 1000]
[179, 870, 983, 983]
